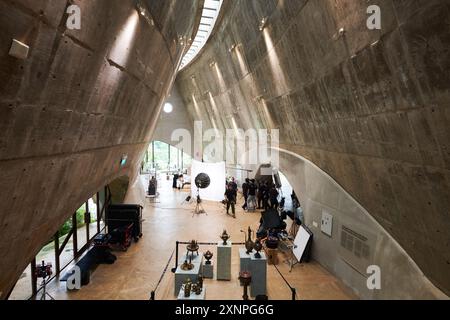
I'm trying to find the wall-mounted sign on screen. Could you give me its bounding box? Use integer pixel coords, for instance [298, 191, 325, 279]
[120, 154, 128, 167]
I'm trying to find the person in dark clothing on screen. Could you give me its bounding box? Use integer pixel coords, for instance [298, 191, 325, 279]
[242, 178, 250, 210]
[247, 179, 257, 210]
[269, 186, 279, 209]
[228, 177, 238, 192]
[172, 173, 179, 189]
[225, 185, 237, 218]
[258, 182, 268, 210]
[148, 176, 157, 196]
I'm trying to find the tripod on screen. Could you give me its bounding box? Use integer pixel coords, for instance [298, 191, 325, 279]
[38, 276, 55, 300]
[193, 190, 207, 217]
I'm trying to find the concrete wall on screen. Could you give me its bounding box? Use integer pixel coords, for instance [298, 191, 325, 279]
[0, 0, 200, 299]
[152, 84, 194, 151]
[277, 148, 446, 299]
[175, 0, 450, 296]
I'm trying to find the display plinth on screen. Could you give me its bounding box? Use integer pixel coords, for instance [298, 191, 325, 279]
[239, 248, 251, 272]
[174, 261, 201, 295]
[177, 286, 206, 300]
[203, 263, 214, 279]
[217, 241, 232, 280]
[239, 248, 251, 286]
[250, 252, 267, 297]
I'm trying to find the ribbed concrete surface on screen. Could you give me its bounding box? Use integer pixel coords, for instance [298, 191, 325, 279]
[176, 0, 450, 295]
[0, 0, 200, 299]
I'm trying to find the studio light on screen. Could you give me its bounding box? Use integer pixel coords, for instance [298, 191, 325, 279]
[259, 17, 268, 31]
[135, 0, 154, 26]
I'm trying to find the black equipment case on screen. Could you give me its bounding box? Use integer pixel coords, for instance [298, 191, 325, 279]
[106, 204, 143, 242]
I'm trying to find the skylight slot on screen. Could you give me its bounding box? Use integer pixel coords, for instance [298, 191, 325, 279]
[179, 0, 224, 70]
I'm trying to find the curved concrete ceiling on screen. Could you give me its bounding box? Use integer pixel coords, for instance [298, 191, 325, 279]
[175, 0, 450, 296]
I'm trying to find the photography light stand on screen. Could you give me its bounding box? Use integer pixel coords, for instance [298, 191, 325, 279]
[193, 189, 207, 217]
[38, 275, 55, 300]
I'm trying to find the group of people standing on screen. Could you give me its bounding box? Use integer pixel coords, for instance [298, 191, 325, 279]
[223, 177, 282, 218]
[242, 179, 280, 211]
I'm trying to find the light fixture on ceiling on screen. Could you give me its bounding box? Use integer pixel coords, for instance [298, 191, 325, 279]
[209, 61, 216, 68]
[259, 17, 268, 31]
[136, 1, 154, 26]
[229, 43, 237, 53]
[163, 102, 173, 113]
[254, 95, 264, 102]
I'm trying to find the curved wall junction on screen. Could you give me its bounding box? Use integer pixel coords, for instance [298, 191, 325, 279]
[277, 148, 446, 299]
[176, 0, 450, 297]
[0, 0, 200, 299]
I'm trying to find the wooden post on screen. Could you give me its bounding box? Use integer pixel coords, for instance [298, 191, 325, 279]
[31, 259, 37, 298]
[85, 201, 90, 241]
[72, 212, 78, 257]
[96, 192, 101, 233]
[54, 231, 60, 275]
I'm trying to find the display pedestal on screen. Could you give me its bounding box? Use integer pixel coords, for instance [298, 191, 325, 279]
[217, 241, 232, 280]
[239, 248, 252, 272]
[174, 262, 201, 296]
[239, 248, 252, 286]
[178, 286, 206, 300]
[250, 252, 267, 297]
[203, 263, 214, 279]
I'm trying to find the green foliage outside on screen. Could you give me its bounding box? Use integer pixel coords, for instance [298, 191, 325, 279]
[143, 141, 192, 171]
[57, 204, 97, 237]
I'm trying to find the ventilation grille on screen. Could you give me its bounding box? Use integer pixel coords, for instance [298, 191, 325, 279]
[341, 225, 370, 260]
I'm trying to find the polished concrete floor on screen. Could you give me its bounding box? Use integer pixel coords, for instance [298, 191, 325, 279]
[45, 176, 357, 300]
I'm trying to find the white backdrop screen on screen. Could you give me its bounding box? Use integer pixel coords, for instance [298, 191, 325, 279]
[191, 160, 226, 202]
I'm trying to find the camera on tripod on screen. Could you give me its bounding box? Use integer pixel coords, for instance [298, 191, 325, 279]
[35, 261, 53, 279]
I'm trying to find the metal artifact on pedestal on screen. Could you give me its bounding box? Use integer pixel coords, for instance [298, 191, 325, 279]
[204, 250, 213, 264]
[221, 230, 230, 245]
[186, 239, 199, 260]
[254, 238, 263, 259]
[241, 227, 254, 254]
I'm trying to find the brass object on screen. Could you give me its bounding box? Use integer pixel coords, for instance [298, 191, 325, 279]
[254, 238, 263, 258]
[241, 227, 254, 254]
[186, 240, 199, 260]
[239, 271, 252, 300]
[181, 255, 194, 271]
[193, 283, 202, 295]
[183, 278, 192, 297]
[187, 240, 199, 253]
[204, 250, 213, 265]
[220, 230, 230, 245]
